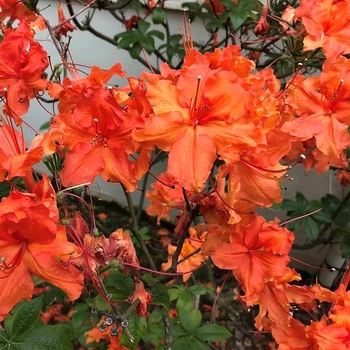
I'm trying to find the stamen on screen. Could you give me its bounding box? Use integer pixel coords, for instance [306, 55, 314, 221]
[0, 241, 27, 278]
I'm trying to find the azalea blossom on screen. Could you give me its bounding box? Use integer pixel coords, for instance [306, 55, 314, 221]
[0, 176, 83, 320]
[294, 0, 350, 60]
[0, 19, 48, 121]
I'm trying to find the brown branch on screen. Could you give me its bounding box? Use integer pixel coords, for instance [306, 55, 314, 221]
[171, 203, 200, 271]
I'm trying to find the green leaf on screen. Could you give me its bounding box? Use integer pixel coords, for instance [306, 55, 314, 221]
[120, 314, 147, 350]
[168, 287, 183, 301]
[311, 210, 332, 223]
[14, 325, 73, 350]
[71, 309, 91, 329]
[148, 309, 164, 324]
[140, 36, 155, 54]
[341, 233, 350, 258]
[219, 0, 237, 8]
[281, 199, 300, 212]
[142, 328, 161, 345]
[295, 192, 308, 207]
[187, 285, 213, 295]
[104, 271, 135, 301]
[195, 324, 232, 342]
[331, 226, 350, 238]
[176, 292, 192, 311]
[270, 202, 282, 211]
[88, 294, 111, 311]
[148, 30, 165, 41]
[178, 308, 202, 335]
[118, 35, 140, 49]
[182, 2, 202, 11]
[169, 34, 182, 46]
[137, 21, 151, 35]
[173, 336, 209, 350]
[39, 121, 50, 131]
[130, 42, 142, 59]
[228, 0, 260, 29]
[304, 216, 320, 241]
[321, 194, 341, 207]
[151, 284, 170, 310]
[7, 297, 43, 340]
[142, 322, 164, 345]
[0, 330, 7, 343]
[152, 8, 165, 24]
[172, 324, 188, 337]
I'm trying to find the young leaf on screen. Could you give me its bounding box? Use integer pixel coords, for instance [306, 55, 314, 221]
[178, 308, 202, 335]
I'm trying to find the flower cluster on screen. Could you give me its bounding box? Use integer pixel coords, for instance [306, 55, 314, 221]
[0, 0, 350, 348]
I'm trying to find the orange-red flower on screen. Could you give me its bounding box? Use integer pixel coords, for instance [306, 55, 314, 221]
[0, 176, 83, 320]
[49, 67, 147, 191]
[272, 318, 316, 350]
[282, 56, 350, 159]
[210, 215, 294, 301]
[133, 48, 258, 191]
[0, 0, 38, 23]
[146, 172, 189, 224]
[0, 19, 48, 121]
[294, 0, 350, 60]
[54, 5, 76, 39]
[0, 125, 55, 184]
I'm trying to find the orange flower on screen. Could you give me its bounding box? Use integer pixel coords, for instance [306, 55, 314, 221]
[210, 216, 294, 301]
[54, 5, 76, 39]
[125, 15, 141, 30]
[295, 0, 350, 60]
[0, 176, 83, 320]
[128, 281, 152, 316]
[0, 0, 38, 23]
[0, 19, 48, 121]
[0, 125, 55, 184]
[282, 56, 350, 159]
[272, 318, 316, 350]
[145, 172, 188, 224]
[204, 0, 225, 15]
[254, 5, 270, 37]
[133, 48, 258, 191]
[49, 67, 147, 191]
[218, 146, 288, 210]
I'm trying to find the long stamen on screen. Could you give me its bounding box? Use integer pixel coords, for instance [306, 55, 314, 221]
[190, 76, 202, 123]
[0, 240, 28, 278]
